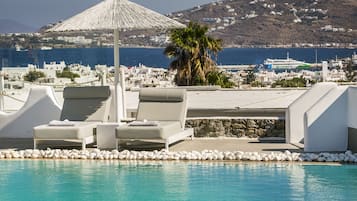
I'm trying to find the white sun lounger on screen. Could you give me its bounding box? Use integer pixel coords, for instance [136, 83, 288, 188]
[116, 88, 193, 150]
[33, 86, 112, 150]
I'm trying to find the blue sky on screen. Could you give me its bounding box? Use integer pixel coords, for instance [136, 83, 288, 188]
[0, 0, 214, 29]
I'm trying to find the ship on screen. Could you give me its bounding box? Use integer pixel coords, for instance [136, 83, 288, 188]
[40, 46, 53, 50]
[263, 52, 311, 70]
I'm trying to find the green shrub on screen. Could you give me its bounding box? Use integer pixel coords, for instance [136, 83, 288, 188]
[23, 71, 45, 82]
[250, 81, 266, 87]
[271, 77, 314, 88]
[56, 67, 80, 81]
[206, 71, 235, 88]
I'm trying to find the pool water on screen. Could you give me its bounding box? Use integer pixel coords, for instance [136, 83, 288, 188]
[0, 160, 356, 201]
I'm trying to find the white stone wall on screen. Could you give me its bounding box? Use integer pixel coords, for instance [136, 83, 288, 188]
[0, 86, 61, 138]
[348, 87, 357, 128]
[286, 82, 337, 144]
[304, 86, 349, 152]
[286, 83, 357, 152]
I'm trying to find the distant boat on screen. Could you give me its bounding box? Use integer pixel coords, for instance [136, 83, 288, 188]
[15, 45, 28, 52]
[40, 46, 53, 50]
[263, 52, 311, 70]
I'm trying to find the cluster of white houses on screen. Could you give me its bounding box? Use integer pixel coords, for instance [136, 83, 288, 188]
[0, 52, 356, 90]
[1, 62, 175, 90]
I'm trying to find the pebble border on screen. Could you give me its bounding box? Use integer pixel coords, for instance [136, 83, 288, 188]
[0, 149, 356, 163]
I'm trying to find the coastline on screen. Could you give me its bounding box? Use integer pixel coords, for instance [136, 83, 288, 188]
[1, 47, 355, 68]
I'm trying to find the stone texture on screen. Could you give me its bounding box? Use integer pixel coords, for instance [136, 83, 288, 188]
[186, 119, 285, 138]
[1, 149, 356, 163]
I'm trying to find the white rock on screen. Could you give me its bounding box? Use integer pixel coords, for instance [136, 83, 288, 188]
[12, 152, 20, 158]
[31, 154, 39, 159]
[284, 150, 291, 155]
[317, 157, 325, 162]
[0, 148, 354, 164]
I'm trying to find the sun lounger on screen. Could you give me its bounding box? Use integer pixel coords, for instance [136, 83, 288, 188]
[33, 86, 111, 150]
[115, 88, 193, 150]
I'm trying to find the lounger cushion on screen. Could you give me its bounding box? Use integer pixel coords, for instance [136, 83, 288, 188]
[139, 88, 185, 102]
[63, 86, 110, 99]
[136, 88, 187, 128]
[34, 122, 98, 139]
[116, 121, 182, 139]
[136, 102, 185, 123]
[60, 86, 111, 122]
[61, 99, 110, 122]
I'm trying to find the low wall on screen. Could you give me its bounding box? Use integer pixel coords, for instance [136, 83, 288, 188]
[286, 82, 337, 144]
[185, 118, 285, 138]
[0, 86, 61, 138]
[304, 86, 348, 152]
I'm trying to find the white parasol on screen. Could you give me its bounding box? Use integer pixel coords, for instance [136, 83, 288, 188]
[48, 0, 185, 122]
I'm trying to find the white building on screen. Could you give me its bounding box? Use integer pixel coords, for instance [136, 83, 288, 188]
[57, 36, 92, 45]
[43, 61, 66, 78]
[352, 52, 357, 65]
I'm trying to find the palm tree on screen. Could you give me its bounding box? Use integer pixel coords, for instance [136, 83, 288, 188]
[164, 22, 222, 86]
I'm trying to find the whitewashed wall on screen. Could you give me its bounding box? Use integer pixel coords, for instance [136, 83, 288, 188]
[286, 83, 337, 144]
[0, 87, 61, 138]
[348, 87, 357, 128]
[304, 86, 349, 152]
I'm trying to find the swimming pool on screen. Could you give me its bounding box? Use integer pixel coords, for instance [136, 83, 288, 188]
[0, 160, 356, 201]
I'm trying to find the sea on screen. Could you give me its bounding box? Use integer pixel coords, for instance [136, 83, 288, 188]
[0, 47, 356, 69]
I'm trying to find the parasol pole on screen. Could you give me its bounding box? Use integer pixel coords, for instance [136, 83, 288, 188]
[114, 28, 123, 122]
[120, 55, 127, 119]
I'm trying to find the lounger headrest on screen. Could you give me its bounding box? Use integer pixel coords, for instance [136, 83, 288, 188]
[63, 86, 111, 99]
[139, 88, 186, 102]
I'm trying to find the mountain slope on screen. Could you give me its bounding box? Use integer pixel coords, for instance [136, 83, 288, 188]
[169, 0, 357, 47]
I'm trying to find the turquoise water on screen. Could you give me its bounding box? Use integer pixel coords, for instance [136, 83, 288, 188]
[0, 160, 356, 201]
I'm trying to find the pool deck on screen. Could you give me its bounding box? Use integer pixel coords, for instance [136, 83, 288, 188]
[0, 138, 303, 153]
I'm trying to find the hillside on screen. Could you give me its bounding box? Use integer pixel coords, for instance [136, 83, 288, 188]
[2, 0, 356, 48]
[168, 0, 357, 47]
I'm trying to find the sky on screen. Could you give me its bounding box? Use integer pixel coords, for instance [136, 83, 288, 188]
[0, 0, 214, 29]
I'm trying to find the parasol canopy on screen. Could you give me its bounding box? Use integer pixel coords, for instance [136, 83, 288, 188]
[48, 0, 184, 31]
[47, 0, 185, 122]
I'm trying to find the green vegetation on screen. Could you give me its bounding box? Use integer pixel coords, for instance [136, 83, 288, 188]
[271, 77, 315, 88]
[244, 71, 256, 85]
[23, 71, 46, 82]
[165, 22, 233, 88]
[206, 71, 235, 88]
[56, 67, 80, 81]
[250, 81, 266, 87]
[345, 61, 357, 82]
